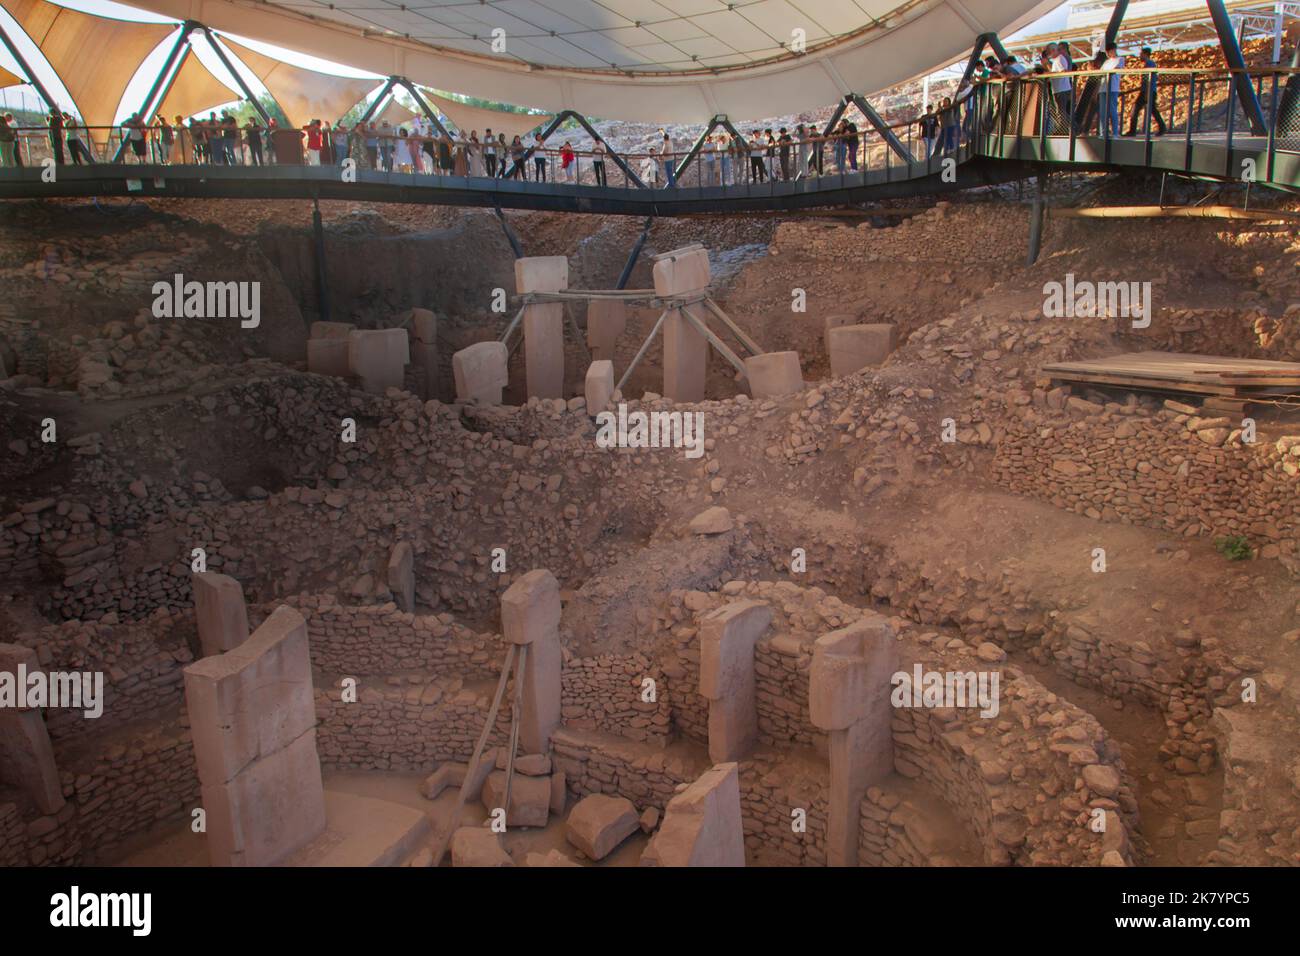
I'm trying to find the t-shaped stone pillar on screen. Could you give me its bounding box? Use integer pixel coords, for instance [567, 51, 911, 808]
[516, 257, 568, 400]
[640, 762, 744, 866]
[586, 300, 626, 363]
[810, 612, 898, 867]
[0, 643, 65, 814]
[192, 572, 251, 658]
[698, 599, 772, 763]
[653, 247, 711, 403]
[452, 341, 509, 405]
[183, 606, 326, 866]
[500, 569, 562, 754]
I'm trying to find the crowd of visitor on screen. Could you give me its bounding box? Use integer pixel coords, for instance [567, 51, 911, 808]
[0, 43, 1169, 183]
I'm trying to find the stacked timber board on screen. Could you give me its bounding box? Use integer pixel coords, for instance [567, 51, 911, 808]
[1042, 351, 1300, 403]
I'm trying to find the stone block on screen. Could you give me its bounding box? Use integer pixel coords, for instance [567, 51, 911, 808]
[566, 793, 639, 861]
[307, 337, 350, 378]
[192, 572, 250, 658]
[745, 351, 804, 398]
[310, 321, 355, 340]
[584, 360, 614, 414]
[347, 328, 410, 394]
[827, 324, 896, 377]
[452, 341, 508, 405]
[450, 827, 514, 867]
[480, 769, 551, 827]
[515, 256, 569, 294]
[652, 247, 710, 297]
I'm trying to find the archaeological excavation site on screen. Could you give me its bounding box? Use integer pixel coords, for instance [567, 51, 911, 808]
[0, 0, 1297, 929]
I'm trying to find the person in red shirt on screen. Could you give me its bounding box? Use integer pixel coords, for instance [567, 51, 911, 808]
[304, 119, 323, 166]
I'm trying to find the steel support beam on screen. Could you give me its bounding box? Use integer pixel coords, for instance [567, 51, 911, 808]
[113, 24, 194, 162]
[1105, 1, 1131, 48]
[0, 21, 60, 117]
[674, 116, 722, 180]
[396, 80, 452, 139]
[617, 216, 653, 289]
[202, 28, 272, 126]
[358, 77, 398, 125]
[849, 94, 910, 162]
[1206, 0, 1269, 134]
[560, 110, 647, 188]
[494, 205, 524, 258]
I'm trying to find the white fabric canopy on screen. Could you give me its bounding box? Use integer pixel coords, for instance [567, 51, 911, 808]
[372, 97, 418, 129]
[157, 50, 239, 121]
[422, 90, 551, 142]
[219, 35, 379, 128]
[1, 0, 174, 141]
[108, 0, 1059, 123]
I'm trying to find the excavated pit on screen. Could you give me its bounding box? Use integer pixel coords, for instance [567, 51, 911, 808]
[2, 180, 1299, 870]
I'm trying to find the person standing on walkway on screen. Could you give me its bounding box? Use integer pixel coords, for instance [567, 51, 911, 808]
[533, 131, 548, 181]
[0, 115, 17, 167]
[660, 129, 677, 186]
[1100, 43, 1126, 138]
[66, 114, 93, 164]
[47, 109, 65, 164]
[1126, 47, 1166, 136]
[245, 116, 264, 165]
[592, 139, 607, 186]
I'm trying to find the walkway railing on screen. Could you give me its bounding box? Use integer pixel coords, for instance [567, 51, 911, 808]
[1, 66, 1297, 198]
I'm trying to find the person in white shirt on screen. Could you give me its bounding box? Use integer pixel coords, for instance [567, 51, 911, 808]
[1101, 43, 1126, 137]
[641, 146, 660, 186]
[1047, 43, 1074, 134]
[702, 134, 717, 185]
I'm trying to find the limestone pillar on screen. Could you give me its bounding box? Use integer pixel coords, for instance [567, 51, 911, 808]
[662, 312, 707, 403]
[640, 762, 744, 866]
[183, 606, 326, 867]
[653, 247, 711, 403]
[515, 257, 568, 400]
[347, 328, 410, 394]
[0, 644, 65, 814]
[809, 612, 897, 867]
[586, 300, 626, 363]
[387, 541, 414, 612]
[827, 324, 897, 377]
[307, 321, 354, 378]
[452, 341, 509, 405]
[698, 599, 772, 763]
[192, 572, 250, 658]
[584, 360, 614, 415]
[500, 569, 562, 754]
[405, 308, 438, 400]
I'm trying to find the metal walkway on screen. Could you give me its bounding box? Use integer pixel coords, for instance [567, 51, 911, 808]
[2, 68, 1299, 213]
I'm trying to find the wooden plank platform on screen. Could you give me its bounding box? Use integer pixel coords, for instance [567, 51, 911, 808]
[1042, 351, 1300, 401]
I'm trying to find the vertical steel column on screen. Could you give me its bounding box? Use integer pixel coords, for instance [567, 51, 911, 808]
[312, 196, 331, 323]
